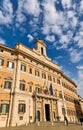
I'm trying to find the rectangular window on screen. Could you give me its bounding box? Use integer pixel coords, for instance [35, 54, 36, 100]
[1, 104, 9, 114]
[7, 61, 14, 68]
[20, 83, 25, 91]
[0, 59, 4, 66]
[48, 75, 52, 81]
[29, 68, 32, 74]
[57, 79, 60, 84]
[53, 78, 55, 83]
[36, 87, 40, 93]
[21, 64, 26, 72]
[59, 93, 62, 99]
[35, 70, 39, 76]
[4, 81, 12, 89]
[18, 103, 26, 113]
[42, 73, 46, 79]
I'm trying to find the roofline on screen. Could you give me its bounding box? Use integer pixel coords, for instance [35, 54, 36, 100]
[0, 44, 15, 52]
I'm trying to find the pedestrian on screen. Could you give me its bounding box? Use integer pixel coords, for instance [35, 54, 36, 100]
[79, 118, 83, 125]
[64, 116, 68, 126]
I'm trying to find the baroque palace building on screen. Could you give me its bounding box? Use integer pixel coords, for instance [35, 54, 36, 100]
[0, 39, 83, 127]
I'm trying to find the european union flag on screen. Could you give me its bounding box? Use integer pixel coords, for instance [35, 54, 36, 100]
[49, 83, 53, 95]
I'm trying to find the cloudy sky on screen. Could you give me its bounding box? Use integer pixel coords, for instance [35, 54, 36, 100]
[0, 0, 83, 97]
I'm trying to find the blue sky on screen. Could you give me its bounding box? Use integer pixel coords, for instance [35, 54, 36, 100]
[0, 0, 83, 97]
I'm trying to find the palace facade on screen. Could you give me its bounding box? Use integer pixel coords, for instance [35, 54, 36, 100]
[0, 40, 83, 127]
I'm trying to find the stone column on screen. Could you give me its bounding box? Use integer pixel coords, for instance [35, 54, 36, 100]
[9, 58, 21, 126]
[43, 99, 46, 121]
[42, 98, 44, 121]
[50, 99, 53, 122]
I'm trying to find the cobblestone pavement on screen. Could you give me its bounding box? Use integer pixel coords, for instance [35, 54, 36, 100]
[0, 122, 83, 130]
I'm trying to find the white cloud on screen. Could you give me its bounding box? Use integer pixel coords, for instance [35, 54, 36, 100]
[74, 22, 83, 48]
[15, 0, 26, 26]
[76, 65, 83, 70]
[62, 0, 72, 9]
[23, 0, 40, 17]
[60, 35, 69, 44]
[69, 49, 83, 63]
[0, 0, 13, 25]
[27, 34, 34, 42]
[79, 0, 83, 13]
[67, 10, 75, 18]
[45, 35, 55, 42]
[0, 38, 6, 45]
[16, 0, 40, 27]
[42, 1, 65, 26]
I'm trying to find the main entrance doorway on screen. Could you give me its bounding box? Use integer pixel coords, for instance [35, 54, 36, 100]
[45, 104, 50, 121]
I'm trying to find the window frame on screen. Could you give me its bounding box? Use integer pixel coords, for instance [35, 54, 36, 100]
[4, 81, 12, 89]
[35, 70, 39, 76]
[20, 83, 25, 91]
[7, 61, 14, 69]
[0, 103, 9, 114]
[36, 87, 40, 93]
[21, 64, 26, 72]
[0, 58, 4, 66]
[18, 103, 26, 113]
[42, 72, 46, 79]
[29, 67, 32, 74]
[48, 75, 52, 81]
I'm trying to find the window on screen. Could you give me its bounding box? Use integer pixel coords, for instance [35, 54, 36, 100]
[36, 87, 40, 93]
[42, 73, 46, 79]
[18, 103, 26, 113]
[7, 61, 14, 68]
[29, 85, 32, 92]
[35, 70, 39, 76]
[21, 64, 26, 72]
[20, 83, 25, 91]
[4, 81, 12, 89]
[0, 49, 3, 52]
[57, 79, 60, 84]
[48, 75, 52, 81]
[0, 59, 4, 66]
[59, 93, 62, 99]
[1, 103, 9, 114]
[41, 47, 44, 55]
[29, 68, 32, 74]
[53, 78, 55, 83]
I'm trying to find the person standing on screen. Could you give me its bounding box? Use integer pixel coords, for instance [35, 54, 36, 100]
[64, 116, 68, 126]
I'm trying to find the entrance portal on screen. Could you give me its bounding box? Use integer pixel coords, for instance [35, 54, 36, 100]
[45, 104, 50, 121]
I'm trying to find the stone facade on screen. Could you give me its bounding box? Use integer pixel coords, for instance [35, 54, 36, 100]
[0, 40, 82, 127]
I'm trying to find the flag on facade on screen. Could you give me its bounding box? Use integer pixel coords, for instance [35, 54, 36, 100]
[49, 83, 53, 95]
[43, 81, 47, 94]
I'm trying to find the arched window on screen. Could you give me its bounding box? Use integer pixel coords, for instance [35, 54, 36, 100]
[41, 47, 43, 55]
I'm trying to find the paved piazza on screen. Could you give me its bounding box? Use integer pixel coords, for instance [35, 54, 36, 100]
[0, 122, 83, 130]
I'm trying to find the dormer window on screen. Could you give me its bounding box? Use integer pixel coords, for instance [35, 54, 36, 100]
[41, 47, 43, 55]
